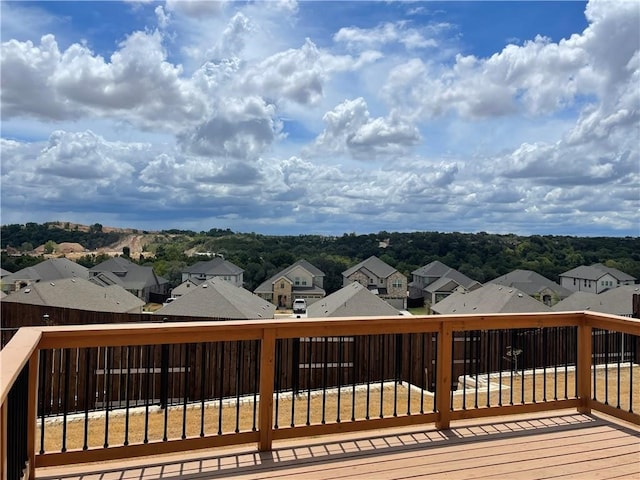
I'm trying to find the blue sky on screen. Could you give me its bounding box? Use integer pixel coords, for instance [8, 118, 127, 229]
[1, 0, 638, 236]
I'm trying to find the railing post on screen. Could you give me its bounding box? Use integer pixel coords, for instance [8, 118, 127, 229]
[577, 319, 592, 414]
[258, 328, 276, 451]
[436, 321, 453, 430]
[27, 350, 40, 479]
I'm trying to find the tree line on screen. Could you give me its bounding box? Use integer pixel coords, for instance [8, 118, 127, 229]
[2, 223, 639, 294]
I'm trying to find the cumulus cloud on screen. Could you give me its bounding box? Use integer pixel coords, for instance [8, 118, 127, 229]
[311, 98, 420, 159]
[1, 31, 204, 127]
[334, 21, 438, 50]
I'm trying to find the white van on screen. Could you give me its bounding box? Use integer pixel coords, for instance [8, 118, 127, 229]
[292, 298, 307, 314]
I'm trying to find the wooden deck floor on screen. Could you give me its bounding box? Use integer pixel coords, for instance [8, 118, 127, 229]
[37, 410, 640, 480]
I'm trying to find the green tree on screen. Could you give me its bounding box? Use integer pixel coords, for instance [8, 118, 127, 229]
[44, 240, 56, 254]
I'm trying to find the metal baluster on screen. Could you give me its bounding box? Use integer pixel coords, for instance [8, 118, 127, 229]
[420, 333, 425, 414]
[486, 331, 491, 407]
[253, 340, 259, 431]
[366, 335, 371, 420]
[337, 336, 343, 423]
[124, 346, 132, 446]
[406, 333, 412, 416]
[306, 337, 312, 426]
[182, 344, 190, 439]
[61, 349, 70, 452]
[83, 348, 91, 450]
[235, 340, 243, 433]
[322, 336, 328, 424]
[617, 332, 622, 409]
[474, 331, 480, 409]
[351, 336, 357, 422]
[104, 347, 111, 448]
[200, 343, 207, 437]
[218, 342, 225, 435]
[39, 350, 47, 454]
[379, 335, 385, 419]
[143, 345, 151, 444]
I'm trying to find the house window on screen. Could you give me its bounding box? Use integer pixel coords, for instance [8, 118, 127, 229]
[573, 278, 576, 285]
[369, 278, 375, 284]
[295, 277, 300, 286]
[392, 279, 402, 288]
[280, 282, 285, 289]
[302, 279, 307, 286]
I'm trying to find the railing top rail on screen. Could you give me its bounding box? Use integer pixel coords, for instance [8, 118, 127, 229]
[0, 327, 41, 405]
[33, 311, 585, 347]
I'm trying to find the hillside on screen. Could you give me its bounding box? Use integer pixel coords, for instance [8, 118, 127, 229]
[2, 222, 639, 293]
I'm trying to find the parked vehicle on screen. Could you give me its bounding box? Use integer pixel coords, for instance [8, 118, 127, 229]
[292, 298, 307, 313]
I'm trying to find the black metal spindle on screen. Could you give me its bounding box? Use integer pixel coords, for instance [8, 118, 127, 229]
[253, 340, 259, 431]
[462, 331, 468, 410]
[520, 331, 525, 404]
[291, 340, 297, 428]
[200, 343, 207, 437]
[39, 350, 47, 454]
[593, 330, 598, 401]
[532, 330, 537, 403]
[124, 346, 132, 446]
[486, 331, 491, 407]
[217, 342, 225, 435]
[432, 333, 439, 413]
[565, 327, 570, 400]
[543, 328, 548, 402]
[509, 331, 515, 406]
[420, 333, 425, 414]
[393, 334, 401, 417]
[321, 336, 328, 424]
[104, 347, 111, 448]
[83, 348, 91, 450]
[143, 345, 151, 444]
[61, 349, 70, 452]
[366, 335, 371, 420]
[630, 336, 635, 413]
[235, 341, 243, 433]
[306, 337, 312, 426]
[162, 345, 170, 442]
[604, 330, 610, 405]
[498, 330, 503, 406]
[351, 336, 357, 422]
[379, 335, 385, 419]
[616, 332, 622, 409]
[406, 334, 412, 416]
[474, 331, 480, 409]
[337, 336, 343, 423]
[182, 344, 190, 439]
[553, 328, 558, 401]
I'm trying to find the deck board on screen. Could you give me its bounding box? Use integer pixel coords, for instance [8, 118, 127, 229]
[37, 410, 640, 480]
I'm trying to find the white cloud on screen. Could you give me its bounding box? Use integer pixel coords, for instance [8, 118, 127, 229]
[334, 21, 438, 50]
[311, 98, 420, 160]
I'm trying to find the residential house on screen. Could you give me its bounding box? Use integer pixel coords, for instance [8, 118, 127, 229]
[342, 256, 407, 309]
[552, 284, 640, 317]
[408, 261, 482, 308]
[1, 258, 89, 294]
[559, 264, 636, 294]
[254, 259, 325, 309]
[181, 257, 244, 287]
[489, 269, 572, 306]
[89, 257, 169, 303]
[155, 278, 276, 320]
[431, 283, 551, 315]
[1, 277, 144, 313]
[307, 282, 401, 318]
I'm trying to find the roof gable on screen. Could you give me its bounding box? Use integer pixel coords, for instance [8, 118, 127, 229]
[343, 256, 397, 279]
[307, 282, 400, 318]
[432, 283, 551, 314]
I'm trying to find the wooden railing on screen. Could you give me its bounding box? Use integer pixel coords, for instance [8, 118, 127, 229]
[1, 311, 638, 480]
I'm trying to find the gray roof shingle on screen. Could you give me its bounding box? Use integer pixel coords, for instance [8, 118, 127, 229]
[559, 264, 636, 282]
[552, 284, 640, 316]
[489, 269, 572, 298]
[1, 278, 144, 313]
[155, 278, 276, 320]
[307, 282, 401, 318]
[431, 283, 551, 314]
[342, 256, 397, 279]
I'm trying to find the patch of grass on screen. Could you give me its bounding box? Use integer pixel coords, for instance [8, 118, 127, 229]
[38, 367, 639, 453]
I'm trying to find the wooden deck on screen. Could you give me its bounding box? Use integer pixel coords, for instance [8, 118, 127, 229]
[36, 410, 640, 480]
